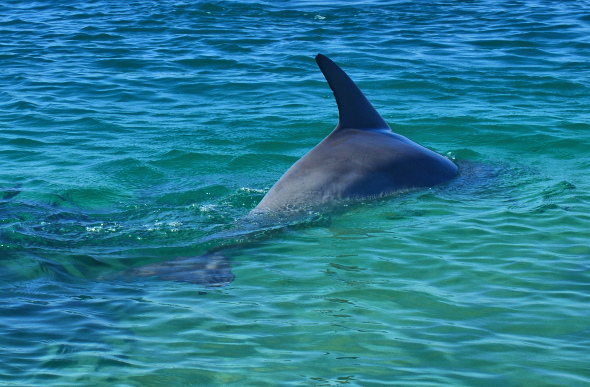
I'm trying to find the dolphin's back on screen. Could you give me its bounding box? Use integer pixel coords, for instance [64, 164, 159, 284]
[255, 128, 457, 213]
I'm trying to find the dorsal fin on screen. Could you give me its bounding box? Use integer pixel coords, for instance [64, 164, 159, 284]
[316, 54, 390, 131]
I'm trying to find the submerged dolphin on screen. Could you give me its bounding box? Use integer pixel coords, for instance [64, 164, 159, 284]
[125, 54, 458, 285]
[253, 54, 457, 214]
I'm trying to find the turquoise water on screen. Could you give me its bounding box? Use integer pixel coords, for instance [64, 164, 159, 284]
[1, 0, 590, 385]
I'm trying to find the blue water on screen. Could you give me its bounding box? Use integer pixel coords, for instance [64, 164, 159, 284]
[1, 0, 590, 385]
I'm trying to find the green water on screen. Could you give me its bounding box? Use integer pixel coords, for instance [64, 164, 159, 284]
[1, 1, 589, 385]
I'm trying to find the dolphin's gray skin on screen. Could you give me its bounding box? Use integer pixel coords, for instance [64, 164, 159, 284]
[124, 54, 458, 286]
[253, 54, 458, 215]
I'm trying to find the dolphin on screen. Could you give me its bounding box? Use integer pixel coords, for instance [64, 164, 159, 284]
[253, 54, 458, 215]
[123, 54, 458, 286]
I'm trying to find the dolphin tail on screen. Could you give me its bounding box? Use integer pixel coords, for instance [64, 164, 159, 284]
[121, 251, 235, 287]
[315, 54, 390, 132]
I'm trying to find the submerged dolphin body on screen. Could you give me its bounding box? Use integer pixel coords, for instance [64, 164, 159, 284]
[125, 54, 458, 286]
[253, 54, 458, 215]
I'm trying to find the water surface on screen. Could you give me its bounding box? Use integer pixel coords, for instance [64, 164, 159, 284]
[1, 1, 589, 385]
